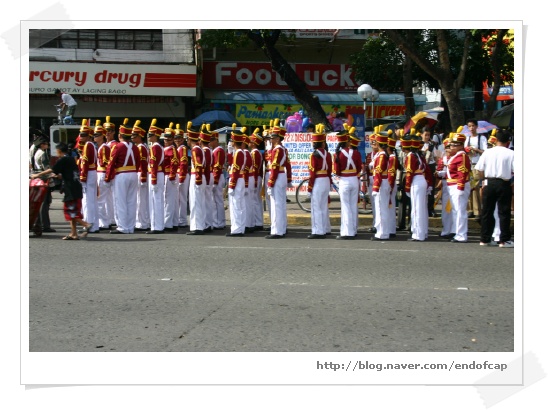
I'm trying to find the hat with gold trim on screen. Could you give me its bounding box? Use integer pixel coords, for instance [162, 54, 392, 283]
[311, 124, 326, 143]
[250, 127, 264, 145]
[376, 125, 388, 145]
[119, 118, 132, 137]
[131, 120, 146, 137]
[148, 118, 163, 137]
[174, 123, 185, 138]
[450, 126, 467, 145]
[93, 119, 106, 136]
[162, 122, 175, 139]
[186, 121, 201, 142]
[103, 116, 115, 131]
[230, 123, 248, 143]
[270, 118, 286, 139]
[387, 130, 396, 148]
[199, 124, 212, 143]
[79, 118, 93, 135]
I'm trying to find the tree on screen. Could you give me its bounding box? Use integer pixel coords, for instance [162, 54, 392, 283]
[384, 29, 472, 131]
[198, 29, 332, 130]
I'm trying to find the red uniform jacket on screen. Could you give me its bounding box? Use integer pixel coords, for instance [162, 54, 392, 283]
[372, 150, 389, 192]
[97, 143, 110, 173]
[250, 148, 263, 188]
[163, 145, 178, 181]
[212, 146, 226, 185]
[202, 146, 212, 185]
[105, 141, 140, 182]
[307, 148, 332, 193]
[334, 147, 361, 177]
[267, 145, 287, 188]
[243, 149, 252, 188]
[190, 145, 204, 185]
[387, 152, 399, 190]
[148, 142, 165, 186]
[136, 143, 149, 183]
[79, 141, 97, 182]
[229, 149, 246, 189]
[446, 150, 471, 191]
[177, 144, 189, 183]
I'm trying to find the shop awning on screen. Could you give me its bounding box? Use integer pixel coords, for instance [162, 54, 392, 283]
[204, 90, 427, 106]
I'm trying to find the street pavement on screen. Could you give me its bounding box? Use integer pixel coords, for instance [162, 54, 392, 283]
[27, 191, 514, 353]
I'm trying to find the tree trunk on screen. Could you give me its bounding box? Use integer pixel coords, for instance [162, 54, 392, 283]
[485, 30, 508, 120]
[246, 30, 332, 131]
[402, 52, 415, 120]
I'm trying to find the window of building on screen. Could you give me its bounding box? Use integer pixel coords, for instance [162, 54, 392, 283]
[34, 29, 163, 50]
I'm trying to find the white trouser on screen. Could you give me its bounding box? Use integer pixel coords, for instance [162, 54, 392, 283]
[269, 173, 287, 236]
[177, 176, 190, 226]
[82, 170, 98, 231]
[97, 172, 111, 229]
[189, 174, 206, 231]
[388, 184, 397, 234]
[368, 175, 376, 227]
[148, 173, 165, 232]
[410, 175, 428, 241]
[253, 175, 264, 227]
[107, 178, 116, 226]
[212, 174, 226, 228]
[440, 180, 454, 236]
[204, 174, 214, 229]
[245, 175, 255, 228]
[229, 178, 246, 234]
[373, 179, 391, 239]
[164, 175, 178, 229]
[311, 177, 330, 235]
[448, 182, 470, 242]
[264, 170, 271, 218]
[113, 172, 138, 233]
[339, 176, 359, 237]
[136, 175, 150, 229]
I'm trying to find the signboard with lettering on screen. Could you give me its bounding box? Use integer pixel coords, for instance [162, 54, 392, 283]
[203, 62, 358, 92]
[29, 62, 196, 96]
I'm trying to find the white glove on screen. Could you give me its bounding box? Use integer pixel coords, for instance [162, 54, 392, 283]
[267, 187, 273, 197]
[151, 184, 159, 193]
[456, 189, 465, 196]
[372, 191, 379, 197]
[140, 181, 147, 187]
[437, 170, 446, 178]
[178, 181, 184, 186]
[81, 182, 87, 194]
[426, 186, 433, 195]
[306, 191, 312, 199]
[228, 187, 234, 196]
[195, 183, 202, 190]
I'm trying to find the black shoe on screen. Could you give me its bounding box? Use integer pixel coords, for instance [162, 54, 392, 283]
[389, 233, 396, 238]
[204, 227, 213, 233]
[245, 227, 255, 233]
[134, 227, 149, 232]
[178, 225, 189, 228]
[396, 227, 405, 232]
[110, 230, 126, 234]
[213, 226, 226, 230]
[99, 227, 110, 231]
[286, 198, 291, 203]
[265, 234, 283, 239]
[42, 228, 57, 233]
[186, 230, 205, 235]
[226, 232, 245, 237]
[146, 230, 164, 234]
[366, 227, 377, 233]
[325, 232, 332, 236]
[336, 235, 355, 240]
[254, 226, 264, 231]
[451, 238, 468, 243]
[307, 234, 326, 239]
[407, 238, 424, 242]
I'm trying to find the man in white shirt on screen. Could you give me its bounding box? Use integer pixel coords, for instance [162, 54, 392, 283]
[54, 89, 78, 117]
[475, 130, 514, 248]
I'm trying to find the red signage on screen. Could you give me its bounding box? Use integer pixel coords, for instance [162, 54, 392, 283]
[202, 62, 358, 92]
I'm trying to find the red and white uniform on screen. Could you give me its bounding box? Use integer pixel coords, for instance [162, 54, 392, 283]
[250, 147, 264, 229]
[228, 148, 247, 234]
[105, 140, 140, 233]
[447, 150, 471, 242]
[96, 142, 111, 229]
[211, 145, 226, 228]
[334, 147, 361, 237]
[405, 152, 429, 241]
[387, 151, 399, 235]
[436, 154, 454, 236]
[308, 148, 332, 235]
[372, 150, 390, 239]
[135, 142, 150, 229]
[163, 144, 179, 229]
[267, 144, 288, 236]
[202, 145, 214, 230]
[148, 142, 165, 232]
[365, 151, 378, 228]
[79, 140, 99, 232]
[189, 145, 206, 231]
[176, 144, 190, 227]
[244, 148, 254, 230]
[105, 139, 118, 226]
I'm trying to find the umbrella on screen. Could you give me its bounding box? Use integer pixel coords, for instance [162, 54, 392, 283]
[490, 103, 514, 128]
[190, 110, 241, 128]
[404, 111, 439, 133]
[461, 120, 498, 136]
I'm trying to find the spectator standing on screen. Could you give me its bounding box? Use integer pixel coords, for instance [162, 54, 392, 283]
[476, 130, 514, 248]
[54, 89, 78, 120]
[31, 137, 55, 233]
[464, 119, 488, 219]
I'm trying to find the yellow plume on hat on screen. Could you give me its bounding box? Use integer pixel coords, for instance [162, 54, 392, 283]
[378, 124, 384, 133]
[270, 119, 274, 128]
[81, 119, 88, 126]
[273, 118, 280, 127]
[169, 122, 173, 129]
[373, 126, 379, 134]
[187, 121, 193, 131]
[241, 126, 247, 134]
[206, 123, 211, 133]
[95, 119, 101, 127]
[134, 120, 141, 128]
[150, 118, 157, 127]
[253, 127, 261, 135]
[176, 123, 181, 130]
[491, 128, 497, 136]
[232, 123, 237, 131]
[410, 128, 416, 135]
[106, 116, 111, 123]
[123, 118, 129, 126]
[349, 126, 356, 134]
[456, 125, 464, 133]
[387, 129, 393, 137]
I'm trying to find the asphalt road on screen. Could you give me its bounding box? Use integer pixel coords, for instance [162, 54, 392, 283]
[28, 192, 514, 353]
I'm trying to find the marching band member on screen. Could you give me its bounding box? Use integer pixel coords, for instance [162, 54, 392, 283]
[78, 119, 99, 233]
[371, 130, 390, 241]
[386, 131, 399, 238]
[210, 130, 227, 230]
[105, 119, 141, 234]
[103, 116, 118, 228]
[226, 125, 248, 237]
[265, 119, 288, 239]
[94, 121, 111, 231]
[186, 121, 206, 235]
[146, 120, 165, 234]
[133, 120, 150, 231]
[436, 136, 455, 239]
[199, 124, 214, 232]
[174, 124, 190, 228]
[249, 128, 264, 231]
[306, 124, 331, 239]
